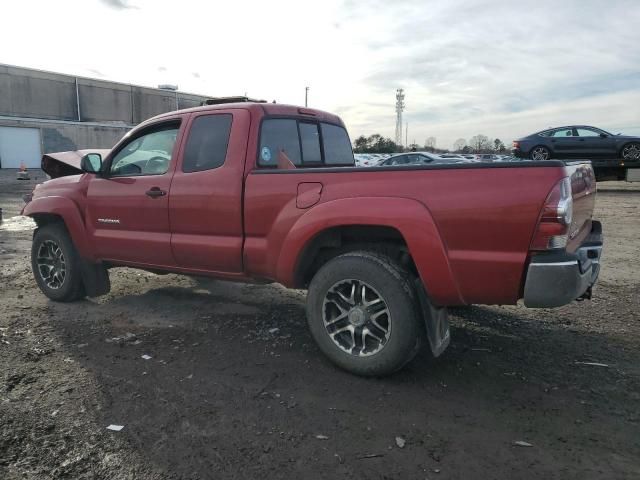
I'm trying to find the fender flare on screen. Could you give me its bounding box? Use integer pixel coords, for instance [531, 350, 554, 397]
[23, 196, 94, 260]
[275, 196, 464, 306]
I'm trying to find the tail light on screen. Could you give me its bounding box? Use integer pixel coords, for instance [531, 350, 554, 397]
[512, 141, 520, 149]
[530, 177, 573, 250]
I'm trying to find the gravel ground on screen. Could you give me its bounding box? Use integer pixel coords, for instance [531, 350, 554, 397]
[1, 171, 639, 479]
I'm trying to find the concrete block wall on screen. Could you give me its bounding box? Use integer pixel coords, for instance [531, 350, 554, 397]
[77, 78, 132, 123]
[0, 64, 210, 124]
[0, 117, 130, 153]
[40, 123, 129, 152]
[0, 65, 79, 120]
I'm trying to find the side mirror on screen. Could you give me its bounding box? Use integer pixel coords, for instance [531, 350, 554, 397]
[599, 133, 608, 138]
[80, 153, 102, 173]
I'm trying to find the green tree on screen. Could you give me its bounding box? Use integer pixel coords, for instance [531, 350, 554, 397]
[353, 134, 399, 153]
[353, 135, 369, 153]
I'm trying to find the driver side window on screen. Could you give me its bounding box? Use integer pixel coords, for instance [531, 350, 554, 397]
[110, 123, 180, 177]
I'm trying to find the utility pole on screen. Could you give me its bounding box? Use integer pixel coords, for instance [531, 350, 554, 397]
[395, 89, 405, 147]
[305, 86, 309, 107]
[405, 122, 408, 149]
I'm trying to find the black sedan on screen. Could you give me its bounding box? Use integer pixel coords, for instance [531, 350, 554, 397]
[512, 125, 640, 162]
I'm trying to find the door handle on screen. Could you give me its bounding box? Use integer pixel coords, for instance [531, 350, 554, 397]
[145, 187, 167, 198]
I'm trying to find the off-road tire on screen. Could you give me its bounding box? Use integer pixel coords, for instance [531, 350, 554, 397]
[31, 223, 85, 302]
[306, 251, 423, 376]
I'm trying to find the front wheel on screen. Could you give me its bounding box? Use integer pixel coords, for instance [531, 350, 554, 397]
[31, 223, 85, 302]
[621, 143, 640, 162]
[306, 251, 423, 376]
[530, 145, 551, 161]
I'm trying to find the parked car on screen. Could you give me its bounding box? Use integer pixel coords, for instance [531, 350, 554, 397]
[491, 155, 517, 162]
[512, 125, 640, 162]
[354, 153, 393, 167]
[379, 152, 464, 166]
[474, 154, 501, 162]
[22, 102, 603, 376]
[354, 154, 377, 167]
[372, 153, 392, 164]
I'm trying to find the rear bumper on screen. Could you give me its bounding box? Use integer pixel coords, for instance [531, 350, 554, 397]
[523, 221, 603, 308]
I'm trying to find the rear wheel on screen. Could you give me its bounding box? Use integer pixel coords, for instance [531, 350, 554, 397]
[530, 145, 551, 161]
[31, 224, 85, 302]
[621, 143, 640, 161]
[306, 251, 423, 376]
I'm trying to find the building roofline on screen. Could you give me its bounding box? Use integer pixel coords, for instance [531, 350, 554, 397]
[0, 114, 133, 129]
[0, 62, 211, 99]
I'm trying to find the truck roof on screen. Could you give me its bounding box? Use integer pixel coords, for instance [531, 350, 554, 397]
[147, 102, 344, 127]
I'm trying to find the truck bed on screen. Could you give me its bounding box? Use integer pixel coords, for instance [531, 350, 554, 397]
[244, 160, 595, 306]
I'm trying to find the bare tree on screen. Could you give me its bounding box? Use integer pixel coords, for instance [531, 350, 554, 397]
[423, 136, 436, 152]
[453, 138, 467, 152]
[469, 134, 491, 153]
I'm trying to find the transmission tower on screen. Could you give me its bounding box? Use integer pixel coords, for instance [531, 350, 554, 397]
[395, 88, 405, 147]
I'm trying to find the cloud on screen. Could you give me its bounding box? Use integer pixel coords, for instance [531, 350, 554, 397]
[5, 0, 638, 148]
[98, 0, 136, 10]
[335, 0, 640, 146]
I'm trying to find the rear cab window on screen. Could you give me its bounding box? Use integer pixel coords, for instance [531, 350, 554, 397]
[258, 118, 354, 168]
[321, 123, 354, 166]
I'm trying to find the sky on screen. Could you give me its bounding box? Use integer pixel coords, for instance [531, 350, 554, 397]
[1, 0, 639, 149]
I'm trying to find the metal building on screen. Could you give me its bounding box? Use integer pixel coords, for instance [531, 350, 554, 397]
[0, 64, 210, 168]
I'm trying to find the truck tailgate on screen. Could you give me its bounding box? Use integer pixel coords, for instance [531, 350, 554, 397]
[564, 162, 597, 252]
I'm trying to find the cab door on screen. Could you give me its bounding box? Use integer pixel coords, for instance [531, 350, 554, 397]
[85, 118, 184, 266]
[168, 109, 249, 273]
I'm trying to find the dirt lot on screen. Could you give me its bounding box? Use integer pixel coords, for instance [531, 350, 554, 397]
[1, 170, 638, 480]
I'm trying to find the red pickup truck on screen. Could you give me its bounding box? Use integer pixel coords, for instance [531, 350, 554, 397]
[22, 102, 603, 376]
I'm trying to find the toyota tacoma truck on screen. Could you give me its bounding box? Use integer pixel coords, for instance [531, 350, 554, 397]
[22, 101, 603, 376]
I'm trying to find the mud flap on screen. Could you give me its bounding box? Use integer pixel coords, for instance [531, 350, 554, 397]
[414, 279, 450, 357]
[79, 259, 111, 297]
